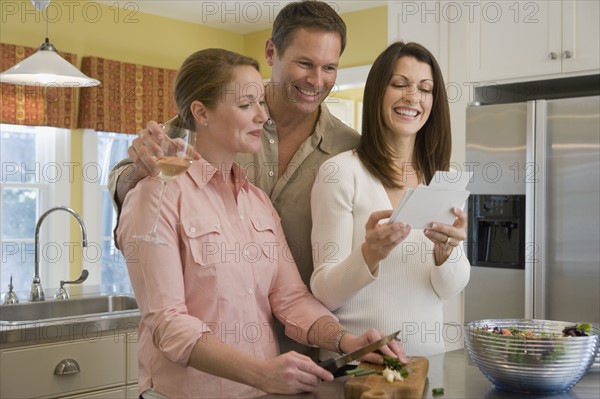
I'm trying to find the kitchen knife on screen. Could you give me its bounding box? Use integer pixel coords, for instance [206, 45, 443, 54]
[318, 330, 401, 374]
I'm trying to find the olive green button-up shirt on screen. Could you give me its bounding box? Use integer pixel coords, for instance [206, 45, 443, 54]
[236, 103, 360, 287]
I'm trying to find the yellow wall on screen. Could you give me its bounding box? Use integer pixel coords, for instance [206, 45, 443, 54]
[0, 0, 244, 69]
[1, 2, 387, 70]
[340, 7, 388, 68]
[1, 1, 387, 278]
[244, 30, 271, 80]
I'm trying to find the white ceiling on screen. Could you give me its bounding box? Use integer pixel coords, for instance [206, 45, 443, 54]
[102, 0, 388, 34]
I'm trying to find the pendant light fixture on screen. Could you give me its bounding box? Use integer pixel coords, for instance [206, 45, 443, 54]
[0, 0, 100, 87]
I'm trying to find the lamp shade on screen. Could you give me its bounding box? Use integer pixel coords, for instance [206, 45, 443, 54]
[0, 40, 100, 87]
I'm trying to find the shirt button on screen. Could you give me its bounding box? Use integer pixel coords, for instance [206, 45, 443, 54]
[269, 139, 275, 144]
[189, 227, 196, 233]
[240, 215, 245, 220]
[268, 171, 274, 177]
[247, 288, 254, 295]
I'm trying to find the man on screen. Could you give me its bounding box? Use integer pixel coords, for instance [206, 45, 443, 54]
[109, 0, 360, 357]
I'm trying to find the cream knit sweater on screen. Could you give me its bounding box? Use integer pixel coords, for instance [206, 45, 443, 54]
[310, 150, 470, 357]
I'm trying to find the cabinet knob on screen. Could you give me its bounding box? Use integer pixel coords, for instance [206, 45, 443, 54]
[564, 50, 573, 59]
[549, 52, 558, 60]
[54, 358, 81, 376]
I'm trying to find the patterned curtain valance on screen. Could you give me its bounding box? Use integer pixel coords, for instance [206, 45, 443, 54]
[0, 43, 77, 128]
[77, 57, 178, 134]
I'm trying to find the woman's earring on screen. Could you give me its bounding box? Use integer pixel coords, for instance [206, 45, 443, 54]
[203, 120, 208, 127]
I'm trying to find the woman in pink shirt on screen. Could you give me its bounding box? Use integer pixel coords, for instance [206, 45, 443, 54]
[117, 49, 405, 398]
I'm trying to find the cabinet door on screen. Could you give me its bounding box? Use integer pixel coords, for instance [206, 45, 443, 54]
[66, 387, 128, 399]
[388, 0, 449, 73]
[562, 0, 600, 73]
[468, 1, 562, 81]
[127, 385, 139, 399]
[127, 332, 139, 384]
[0, 336, 126, 399]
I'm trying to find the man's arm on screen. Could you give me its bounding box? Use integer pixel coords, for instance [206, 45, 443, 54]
[109, 162, 147, 210]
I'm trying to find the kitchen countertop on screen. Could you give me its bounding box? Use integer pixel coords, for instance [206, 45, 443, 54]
[262, 349, 600, 399]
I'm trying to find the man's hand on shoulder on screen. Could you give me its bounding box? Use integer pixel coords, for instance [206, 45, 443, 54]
[113, 121, 165, 207]
[129, 121, 165, 178]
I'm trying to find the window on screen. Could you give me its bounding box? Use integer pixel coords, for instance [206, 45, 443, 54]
[325, 97, 356, 129]
[82, 130, 134, 292]
[1, 125, 134, 297]
[1, 124, 71, 294]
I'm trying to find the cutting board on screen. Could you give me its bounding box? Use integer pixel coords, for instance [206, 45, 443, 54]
[344, 356, 429, 399]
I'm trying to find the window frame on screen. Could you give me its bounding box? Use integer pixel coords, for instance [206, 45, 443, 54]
[81, 129, 134, 289]
[1, 124, 72, 293]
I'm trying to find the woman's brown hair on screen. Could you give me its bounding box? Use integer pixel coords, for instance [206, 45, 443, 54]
[357, 41, 451, 188]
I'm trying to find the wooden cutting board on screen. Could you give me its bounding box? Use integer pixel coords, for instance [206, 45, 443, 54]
[344, 356, 429, 399]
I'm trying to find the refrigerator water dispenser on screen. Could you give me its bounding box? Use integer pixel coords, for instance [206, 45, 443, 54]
[467, 194, 525, 270]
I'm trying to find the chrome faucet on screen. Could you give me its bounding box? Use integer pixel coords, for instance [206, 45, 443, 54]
[30, 206, 88, 302]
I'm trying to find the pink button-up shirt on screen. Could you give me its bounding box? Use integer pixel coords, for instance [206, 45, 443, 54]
[117, 159, 335, 398]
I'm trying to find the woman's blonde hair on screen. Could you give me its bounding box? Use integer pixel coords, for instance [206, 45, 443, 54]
[170, 48, 260, 130]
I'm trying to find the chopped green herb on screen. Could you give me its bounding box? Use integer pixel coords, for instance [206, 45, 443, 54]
[383, 356, 404, 371]
[383, 356, 410, 379]
[399, 368, 409, 379]
[355, 370, 378, 377]
[344, 368, 380, 377]
[432, 387, 445, 396]
[345, 368, 365, 375]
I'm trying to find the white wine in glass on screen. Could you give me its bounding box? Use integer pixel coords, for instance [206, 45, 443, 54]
[133, 124, 197, 245]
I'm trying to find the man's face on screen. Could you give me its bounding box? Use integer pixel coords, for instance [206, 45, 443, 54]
[266, 28, 342, 116]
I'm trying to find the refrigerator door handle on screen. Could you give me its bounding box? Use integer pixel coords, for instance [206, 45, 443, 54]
[526, 100, 548, 319]
[524, 101, 536, 318]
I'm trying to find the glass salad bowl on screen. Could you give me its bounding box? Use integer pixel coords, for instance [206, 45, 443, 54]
[464, 319, 599, 394]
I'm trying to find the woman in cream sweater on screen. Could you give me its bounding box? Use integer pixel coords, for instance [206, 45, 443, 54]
[310, 42, 470, 358]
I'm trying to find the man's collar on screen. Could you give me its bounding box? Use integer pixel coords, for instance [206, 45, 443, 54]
[262, 100, 337, 154]
[313, 104, 337, 154]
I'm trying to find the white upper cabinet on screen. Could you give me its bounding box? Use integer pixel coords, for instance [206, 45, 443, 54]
[467, 0, 599, 82]
[388, 1, 450, 73]
[561, 0, 600, 73]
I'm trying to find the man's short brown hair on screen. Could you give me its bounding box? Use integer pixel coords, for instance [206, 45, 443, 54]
[271, 0, 347, 56]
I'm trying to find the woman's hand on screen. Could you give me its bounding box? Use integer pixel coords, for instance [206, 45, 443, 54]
[255, 351, 333, 395]
[341, 328, 409, 365]
[361, 210, 412, 272]
[424, 207, 467, 265]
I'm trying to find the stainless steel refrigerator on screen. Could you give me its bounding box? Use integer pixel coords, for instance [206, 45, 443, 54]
[464, 95, 600, 326]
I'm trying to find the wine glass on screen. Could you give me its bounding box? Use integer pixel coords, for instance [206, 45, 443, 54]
[133, 124, 197, 245]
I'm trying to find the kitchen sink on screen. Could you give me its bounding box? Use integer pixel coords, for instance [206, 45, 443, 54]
[0, 294, 138, 324]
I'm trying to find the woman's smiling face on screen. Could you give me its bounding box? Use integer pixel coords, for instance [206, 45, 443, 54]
[201, 65, 267, 156]
[382, 56, 434, 139]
